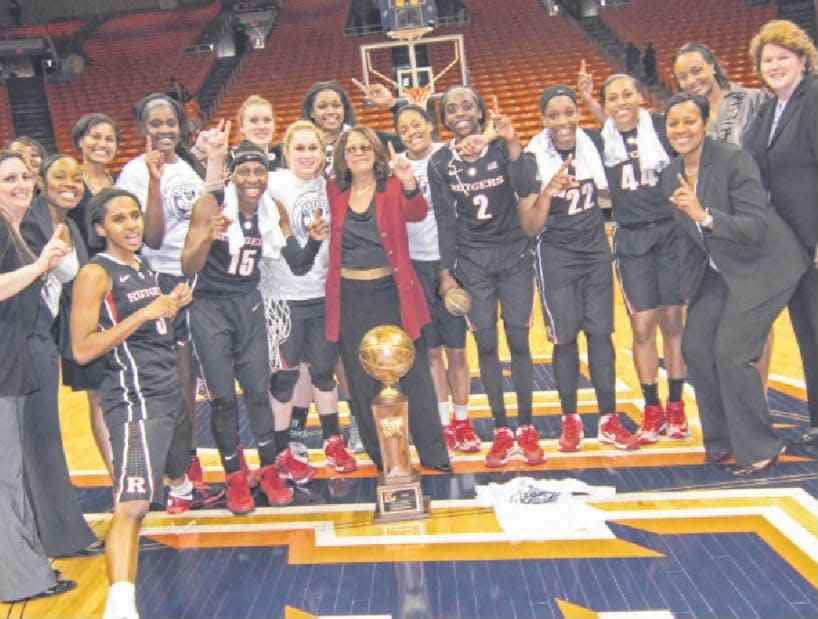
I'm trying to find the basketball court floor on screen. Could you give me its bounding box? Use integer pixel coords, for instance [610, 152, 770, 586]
[3, 263, 816, 619]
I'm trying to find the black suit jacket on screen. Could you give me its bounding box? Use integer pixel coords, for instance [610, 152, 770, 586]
[660, 138, 808, 310]
[21, 195, 90, 360]
[743, 73, 818, 252]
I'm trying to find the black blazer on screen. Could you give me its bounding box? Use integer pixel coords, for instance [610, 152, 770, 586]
[743, 73, 818, 252]
[660, 138, 808, 310]
[20, 195, 90, 360]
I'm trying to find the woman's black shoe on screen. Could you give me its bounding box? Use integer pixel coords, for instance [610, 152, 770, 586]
[705, 451, 732, 464]
[24, 579, 77, 601]
[733, 448, 784, 476]
[432, 463, 453, 473]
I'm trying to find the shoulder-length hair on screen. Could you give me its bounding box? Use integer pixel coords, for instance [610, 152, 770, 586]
[331, 126, 389, 191]
[749, 19, 818, 79]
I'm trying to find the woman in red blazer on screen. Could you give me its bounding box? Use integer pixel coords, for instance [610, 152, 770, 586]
[325, 125, 450, 472]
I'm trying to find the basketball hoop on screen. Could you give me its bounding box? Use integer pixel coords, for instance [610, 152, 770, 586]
[402, 83, 434, 106]
[386, 26, 433, 42]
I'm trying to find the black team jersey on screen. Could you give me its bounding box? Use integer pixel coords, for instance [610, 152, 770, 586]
[603, 114, 674, 227]
[93, 254, 178, 425]
[193, 209, 262, 299]
[533, 144, 611, 290]
[428, 139, 530, 272]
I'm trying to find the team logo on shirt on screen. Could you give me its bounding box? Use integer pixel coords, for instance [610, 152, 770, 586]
[292, 189, 328, 243]
[166, 182, 201, 221]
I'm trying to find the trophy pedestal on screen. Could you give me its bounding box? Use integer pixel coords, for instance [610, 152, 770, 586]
[374, 473, 431, 523]
[371, 391, 431, 523]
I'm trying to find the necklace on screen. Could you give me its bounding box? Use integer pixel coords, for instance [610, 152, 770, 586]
[351, 181, 375, 195]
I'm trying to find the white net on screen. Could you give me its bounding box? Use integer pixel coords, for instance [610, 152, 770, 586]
[258, 258, 291, 371]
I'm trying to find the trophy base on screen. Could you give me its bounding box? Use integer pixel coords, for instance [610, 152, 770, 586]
[373, 475, 431, 523]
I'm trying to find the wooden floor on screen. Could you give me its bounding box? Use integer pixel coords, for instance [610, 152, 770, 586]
[4, 268, 816, 619]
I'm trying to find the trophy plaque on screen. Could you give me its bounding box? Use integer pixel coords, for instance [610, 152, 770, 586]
[359, 325, 431, 523]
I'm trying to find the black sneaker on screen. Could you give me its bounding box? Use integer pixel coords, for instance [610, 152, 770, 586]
[167, 482, 225, 515]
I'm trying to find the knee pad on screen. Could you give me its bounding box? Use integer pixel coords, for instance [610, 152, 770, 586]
[269, 369, 300, 402]
[504, 325, 530, 356]
[310, 365, 337, 392]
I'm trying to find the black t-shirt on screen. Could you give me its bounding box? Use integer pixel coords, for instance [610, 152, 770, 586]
[93, 254, 179, 423]
[341, 200, 389, 269]
[0, 222, 41, 396]
[604, 114, 674, 227]
[534, 145, 612, 289]
[428, 139, 529, 271]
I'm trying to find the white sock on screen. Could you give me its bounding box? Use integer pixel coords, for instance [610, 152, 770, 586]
[438, 402, 451, 426]
[169, 477, 193, 498]
[453, 404, 469, 421]
[104, 581, 138, 619]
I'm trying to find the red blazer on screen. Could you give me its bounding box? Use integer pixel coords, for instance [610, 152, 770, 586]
[325, 176, 431, 342]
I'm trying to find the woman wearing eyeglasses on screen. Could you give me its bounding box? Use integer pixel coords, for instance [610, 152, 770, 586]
[324, 126, 450, 473]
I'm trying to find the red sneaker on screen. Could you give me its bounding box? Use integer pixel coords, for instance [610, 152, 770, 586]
[166, 482, 225, 515]
[666, 400, 690, 439]
[238, 446, 258, 488]
[259, 464, 293, 506]
[484, 427, 515, 468]
[558, 414, 584, 452]
[225, 470, 255, 515]
[276, 447, 316, 485]
[324, 435, 358, 473]
[453, 419, 481, 452]
[443, 424, 457, 457]
[187, 454, 203, 484]
[597, 413, 640, 450]
[638, 403, 667, 444]
[516, 424, 546, 465]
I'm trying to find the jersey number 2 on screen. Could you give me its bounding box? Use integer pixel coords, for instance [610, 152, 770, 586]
[473, 194, 492, 220]
[228, 248, 259, 277]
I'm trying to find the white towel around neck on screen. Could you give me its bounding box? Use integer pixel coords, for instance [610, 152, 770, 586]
[601, 108, 669, 173]
[526, 126, 608, 197]
[222, 182, 286, 259]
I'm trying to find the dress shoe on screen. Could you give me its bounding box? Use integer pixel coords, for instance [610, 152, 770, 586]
[734, 448, 784, 476]
[18, 579, 77, 601]
[432, 463, 453, 473]
[705, 451, 732, 464]
[60, 540, 105, 558]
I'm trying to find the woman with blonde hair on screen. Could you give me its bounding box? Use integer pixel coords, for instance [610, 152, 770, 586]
[744, 19, 818, 446]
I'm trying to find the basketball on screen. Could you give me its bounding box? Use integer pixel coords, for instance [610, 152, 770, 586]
[444, 287, 471, 317]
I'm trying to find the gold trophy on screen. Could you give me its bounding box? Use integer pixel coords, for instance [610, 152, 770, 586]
[359, 325, 431, 522]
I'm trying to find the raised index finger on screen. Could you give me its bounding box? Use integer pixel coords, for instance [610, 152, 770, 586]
[580, 59, 587, 73]
[387, 141, 396, 159]
[350, 77, 368, 95]
[492, 95, 500, 116]
[145, 134, 153, 154]
[561, 154, 574, 171]
[676, 172, 690, 189]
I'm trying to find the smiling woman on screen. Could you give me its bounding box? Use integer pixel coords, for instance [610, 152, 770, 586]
[20, 154, 104, 560]
[661, 92, 809, 475]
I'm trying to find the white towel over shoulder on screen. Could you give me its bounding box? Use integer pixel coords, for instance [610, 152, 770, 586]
[526, 127, 608, 197]
[222, 182, 286, 259]
[601, 108, 669, 173]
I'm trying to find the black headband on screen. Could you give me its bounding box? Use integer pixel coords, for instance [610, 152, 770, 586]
[539, 85, 577, 114]
[228, 151, 268, 172]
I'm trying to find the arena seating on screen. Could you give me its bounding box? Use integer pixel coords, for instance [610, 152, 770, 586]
[43, 3, 220, 171]
[211, 0, 613, 146]
[0, 19, 86, 41]
[599, 0, 777, 90]
[0, 85, 13, 145]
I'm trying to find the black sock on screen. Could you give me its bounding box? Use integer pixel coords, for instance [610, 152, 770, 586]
[274, 429, 291, 455]
[319, 412, 340, 439]
[641, 383, 660, 406]
[493, 414, 509, 429]
[668, 378, 685, 402]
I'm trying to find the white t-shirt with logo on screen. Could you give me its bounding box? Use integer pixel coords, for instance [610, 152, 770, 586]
[407, 143, 443, 262]
[116, 156, 203, 276]
[265, 169, 329, 301]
